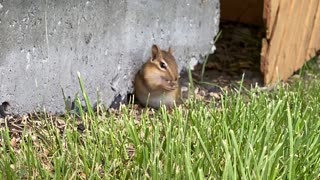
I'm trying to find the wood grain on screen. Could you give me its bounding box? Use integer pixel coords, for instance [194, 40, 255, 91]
[261, 0, 320, 84]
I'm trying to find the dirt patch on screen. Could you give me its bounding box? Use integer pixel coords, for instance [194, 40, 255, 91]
[180, 20, 264, 100]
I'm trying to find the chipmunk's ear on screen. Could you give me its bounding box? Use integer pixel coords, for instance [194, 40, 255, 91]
[168, 47, 173, 55]
[151, 44, 162, 61]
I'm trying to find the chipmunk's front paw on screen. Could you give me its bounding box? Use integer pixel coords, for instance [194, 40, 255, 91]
[168, 80, 178, 89]
[162, 80, 178, 91]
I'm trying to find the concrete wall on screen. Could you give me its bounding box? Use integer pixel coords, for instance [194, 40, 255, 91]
[0, 0, 220, 114]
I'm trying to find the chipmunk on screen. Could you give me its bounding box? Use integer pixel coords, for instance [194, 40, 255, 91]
[134, 44, 181, 108]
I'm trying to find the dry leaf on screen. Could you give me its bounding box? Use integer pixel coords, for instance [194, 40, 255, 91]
[209, 92, 221, 100]
[10, 137, 17, 147]
[79, 172, 86, 179]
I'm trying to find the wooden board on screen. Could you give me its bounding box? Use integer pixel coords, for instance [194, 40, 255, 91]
[221, 0, 264, 26]
[261, 0, 320, 85]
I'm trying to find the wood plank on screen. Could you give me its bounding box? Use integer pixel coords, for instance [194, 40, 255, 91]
[262, 0, 320, 85]
[263, 0, 280, 39]
[281, 0, 305, 75]
[262, 0, 292, 83]
[295, 0, 319, 70]
[307, 1, 320, 60]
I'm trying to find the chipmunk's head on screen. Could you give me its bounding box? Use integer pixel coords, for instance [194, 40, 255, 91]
[149, 44, 179, 82]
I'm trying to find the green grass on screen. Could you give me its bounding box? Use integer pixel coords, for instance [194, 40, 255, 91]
[1, 72, 320, 179]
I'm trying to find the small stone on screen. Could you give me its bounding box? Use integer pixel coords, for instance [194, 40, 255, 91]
[31, 134, 37, 141]
[209, 92, 221, 99]
[181, 86, 188, 92]
[291, 74, 300, 79]
[194, 87, 199, 95]
[199, 90, 206, 97]
[56, 118, 66, 125]
[21, 114, 29, 124]
[44, 149, 49, 156]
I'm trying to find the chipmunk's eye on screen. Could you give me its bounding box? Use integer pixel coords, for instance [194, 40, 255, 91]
[160, 61, 167, 69]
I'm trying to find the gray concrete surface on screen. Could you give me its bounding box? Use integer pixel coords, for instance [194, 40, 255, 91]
[0, 0, 220, 114]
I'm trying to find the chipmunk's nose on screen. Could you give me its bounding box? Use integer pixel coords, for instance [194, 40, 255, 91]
[169, 75, 177, 81]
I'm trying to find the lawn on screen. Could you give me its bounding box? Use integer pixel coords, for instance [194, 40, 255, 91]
[1, 62, 320, 179]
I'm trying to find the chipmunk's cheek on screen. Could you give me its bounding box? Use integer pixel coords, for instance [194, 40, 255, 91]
[160, 76, 170, 82]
